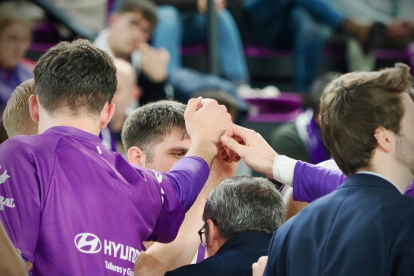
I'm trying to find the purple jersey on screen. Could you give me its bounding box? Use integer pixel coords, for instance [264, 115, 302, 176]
[0, 126, 209, 275]
[292, 161, 414, 202]
[293, 161, 348, 203]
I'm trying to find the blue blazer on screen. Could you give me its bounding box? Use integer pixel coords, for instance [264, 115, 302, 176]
[166, 231, 271, 276]
[265, 173, 414, 276]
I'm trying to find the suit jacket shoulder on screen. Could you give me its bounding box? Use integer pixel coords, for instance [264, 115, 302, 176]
[166, 231, 271, 276]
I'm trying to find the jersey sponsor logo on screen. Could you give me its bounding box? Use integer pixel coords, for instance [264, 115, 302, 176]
[0, 166, 10, 185]
[74, 232, 141, 264]
[0, 196, 15, 211]
[74, 233, 102, 254]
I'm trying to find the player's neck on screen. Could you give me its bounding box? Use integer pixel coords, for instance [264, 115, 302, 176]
[38, 112, 101, 136]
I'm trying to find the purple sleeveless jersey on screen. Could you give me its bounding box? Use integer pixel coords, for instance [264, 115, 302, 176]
[0, 126, 209, 275]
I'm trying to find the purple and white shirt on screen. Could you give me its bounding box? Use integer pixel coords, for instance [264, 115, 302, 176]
[0, 126, 209, 275]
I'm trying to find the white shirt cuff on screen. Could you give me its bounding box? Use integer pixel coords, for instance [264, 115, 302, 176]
[272, 155, 298, 187]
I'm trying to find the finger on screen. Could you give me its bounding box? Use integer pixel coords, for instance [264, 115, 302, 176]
[185, 97, 202, 118]
[221, 146, 236, 163]
[258, 256, 268, 264]
[222, 143, 240, 160]
[223, 124, 250, 139]
[221, 135, 244, 157]
[158, 48, 171, 60]
[200, 98, 217, 108]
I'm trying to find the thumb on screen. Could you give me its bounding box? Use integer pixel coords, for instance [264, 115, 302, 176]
[221, 134, 244, 155]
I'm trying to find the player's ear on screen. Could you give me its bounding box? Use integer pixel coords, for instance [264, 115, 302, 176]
[99, 102, 115, 130]
[28, 95, 39, 123]
[127, 146, 146, 166]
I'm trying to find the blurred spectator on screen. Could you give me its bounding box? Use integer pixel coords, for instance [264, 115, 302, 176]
[100, 58, 139, 152]
[165, 176, 286, 276]
[0, 1, 34, 115]
[108, 58, 139, 133]
[152, 1, 249, 85]
[95, 0, 247, 112]
[49, 0, 107, 33]
[241, 0, 391, 92]
[270, 72, 337, 164]
[330, 0, 414, 42]
[113, 0, 279, 98]
[329, 0, 414, 71]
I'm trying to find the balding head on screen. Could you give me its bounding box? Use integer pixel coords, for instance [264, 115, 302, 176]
[109, 58, 138, 132]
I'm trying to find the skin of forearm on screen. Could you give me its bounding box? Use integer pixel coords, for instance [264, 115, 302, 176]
[186, 139, 218, 169]
[0, 223, 27, 276]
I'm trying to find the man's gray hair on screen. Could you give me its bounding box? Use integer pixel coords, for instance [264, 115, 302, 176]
[203, 176, 286, 241]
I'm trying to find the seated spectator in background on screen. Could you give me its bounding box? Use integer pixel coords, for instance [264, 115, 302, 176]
[0, 1, 34, 114]
[0, 39, 232, 275]
[2, 78, 37, 139]
[95, 0, 169, 105]
[329, 0, 414, 71]
[148, 0, 278, 98]
[96, 0, 248, 111]
[108, 58, 139, 134]
[48, 0, 107, 33]
[100, 58, 139, 152]
[241, 0, 392, 91]
[271, 72, 337, 164]
[123, 100, 238, 275]
[165, 176, 286, 276]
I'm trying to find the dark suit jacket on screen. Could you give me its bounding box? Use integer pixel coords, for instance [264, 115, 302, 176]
[264, 173, 414, 276]
[165, 231, 272, 276]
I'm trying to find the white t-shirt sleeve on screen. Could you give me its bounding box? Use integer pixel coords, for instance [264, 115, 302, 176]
[272, 155, 298, 187]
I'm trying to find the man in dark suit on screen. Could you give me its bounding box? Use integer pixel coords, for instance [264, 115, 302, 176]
[259, 63, 414, 276]
[165, 176, 286, 276]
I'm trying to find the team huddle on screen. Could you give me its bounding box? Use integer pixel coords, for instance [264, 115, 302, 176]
[1, 34, 414, 276]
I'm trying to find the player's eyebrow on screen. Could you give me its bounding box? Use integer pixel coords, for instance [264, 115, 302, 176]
[168, 147, 189, 152]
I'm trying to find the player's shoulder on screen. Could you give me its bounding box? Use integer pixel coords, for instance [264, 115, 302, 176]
[0, 133, 63, 157]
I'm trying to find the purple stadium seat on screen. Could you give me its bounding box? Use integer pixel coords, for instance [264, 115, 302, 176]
[244, 92, 303, 123]
[375, 42, 414, 76]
